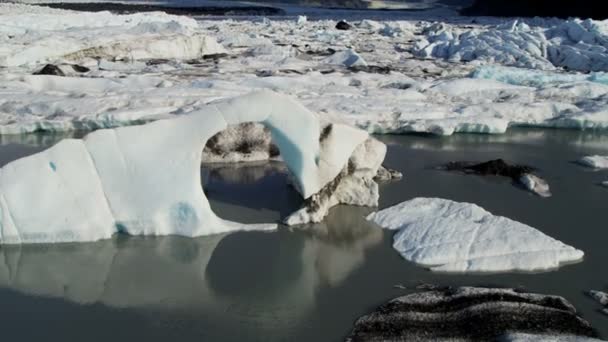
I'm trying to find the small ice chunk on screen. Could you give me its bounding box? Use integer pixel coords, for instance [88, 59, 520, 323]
[589, 290, 608, 306]
[322, 49, 367, 67]
[578, 155, 608, 169]
[367, 198, 584, 273]
[520, 174, 552, 197]
[296, 15, 307, 25]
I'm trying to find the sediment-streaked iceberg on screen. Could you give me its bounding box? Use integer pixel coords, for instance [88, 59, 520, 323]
[0, 91, 376, 244]
[347, 287, 601, 341]
[0, 3, 225, 67]
[367, 198, 584, 273]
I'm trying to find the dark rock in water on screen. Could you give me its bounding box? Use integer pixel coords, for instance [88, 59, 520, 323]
[34, 64, 90, 76]
[34, 64, 65, 76]
[347, 287, 599, 341]
[462, 0, 608, 20]
[71, 64, 90, 73]
[440, 159, 550, 197]
[304, 48, 336, 57]
[348, 65, 391, 75]
[441, 159, 533, 181]
[146, 59, 172, 66]
[202, 53, 229, 60]
[336, 20, 352, 30]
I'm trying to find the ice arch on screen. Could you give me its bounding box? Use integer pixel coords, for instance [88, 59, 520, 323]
[0, 91, 369, 244]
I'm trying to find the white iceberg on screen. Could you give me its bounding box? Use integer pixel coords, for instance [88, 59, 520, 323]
[578, 155, 608, 169]
[322, 49, 367, 68]
[414, 18, 608, 72]
[0, 3, 225, 67]
[367, 198, 584, 273]
[0, 91, 371, 244]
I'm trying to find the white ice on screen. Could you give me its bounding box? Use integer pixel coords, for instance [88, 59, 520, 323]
[367, 198, 584, 273]
[1, 4, 608, 136]
[414, 18, 608, 72]
[0, 91, 370, 244]
[0, 3, 224, 67]
[519, 174, 552, 198]
[578, 155, 608, 169]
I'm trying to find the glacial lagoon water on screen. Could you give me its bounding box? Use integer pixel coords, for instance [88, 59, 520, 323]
[0, 127, 606, 341]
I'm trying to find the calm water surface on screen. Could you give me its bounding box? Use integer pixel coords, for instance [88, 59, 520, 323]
[0, 128, 606, 341]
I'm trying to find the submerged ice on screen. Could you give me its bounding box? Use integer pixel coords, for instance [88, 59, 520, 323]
[367, 198, 584, 273]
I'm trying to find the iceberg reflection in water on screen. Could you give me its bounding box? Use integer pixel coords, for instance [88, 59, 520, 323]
[0, 205, 381, 335]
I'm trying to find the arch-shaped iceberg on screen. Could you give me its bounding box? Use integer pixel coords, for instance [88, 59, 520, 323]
[0, 91, 370, 244]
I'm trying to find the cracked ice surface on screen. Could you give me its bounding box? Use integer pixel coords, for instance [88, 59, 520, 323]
[2, 4, 608, 135]
[0, 91, 370, 244]
[367, 198, 584, 273]
[414, 18, 608, 72]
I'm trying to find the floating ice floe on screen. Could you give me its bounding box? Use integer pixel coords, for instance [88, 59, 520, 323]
[348, 287, 602, 341]
[414, 19, 608, 72]
[589, 290, 608, 315]
[589, 290, 608, 316]
[367, 198, 584, 273]
[578, 155, 608, 169]
[0, 3, 225, 67]
[0, 91, 388, 244]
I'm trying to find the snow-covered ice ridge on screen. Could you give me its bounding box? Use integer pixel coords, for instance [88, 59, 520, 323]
[367, 198, 584, 273]
[0, 91, 386, 244]
[415, 18, 608, 73]
[2, 4, 608, 136]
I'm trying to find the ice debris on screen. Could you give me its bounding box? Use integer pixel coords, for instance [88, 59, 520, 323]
[414, 19, 608, 72]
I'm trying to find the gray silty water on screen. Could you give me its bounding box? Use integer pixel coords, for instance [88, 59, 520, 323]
[0, 127, 606, 341]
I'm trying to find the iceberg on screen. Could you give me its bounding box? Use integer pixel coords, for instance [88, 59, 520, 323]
[0, 3, 224, 67]
[367, 198, 584, 273]
[414, 19, 608, 72]
[0, 91, 375, 244]
[347, 287, 600, 341]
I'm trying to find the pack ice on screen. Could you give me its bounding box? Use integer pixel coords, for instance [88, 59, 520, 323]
[367, 198, 584, 273]
[0, 3, 225, 67]
[0, 91, 376, 244]
[415, 19, 608, 72]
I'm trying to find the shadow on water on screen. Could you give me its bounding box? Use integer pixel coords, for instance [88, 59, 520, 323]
[0, 127, 607, 341]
